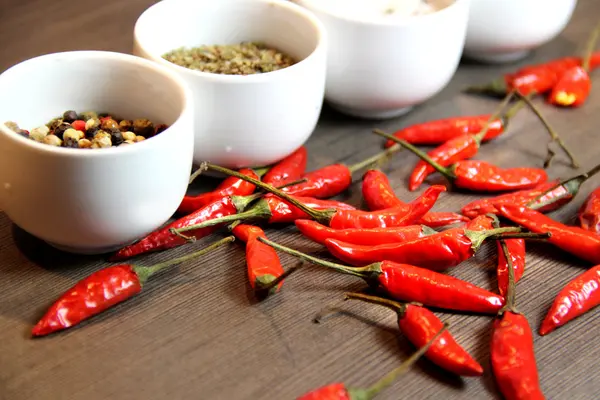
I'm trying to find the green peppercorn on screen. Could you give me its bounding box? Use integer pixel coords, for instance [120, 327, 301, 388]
[79, 111, 99, 121]
[133, 119, 154, 137]
[92, 131, 112, 148]
[46, 118, 64, 130]
[53, 122, 71, 140]
[85, 118, 100, 131]
[119, 119, 134, 132]
[63, 110, 78, 123]
[110, 130, 124, 146]
[78, 138, 92, 149]
[122, 131, 136, 141]
[30, 126, 50, 142]
[100, 118, 119, 132]
[42, 134, 62, 147]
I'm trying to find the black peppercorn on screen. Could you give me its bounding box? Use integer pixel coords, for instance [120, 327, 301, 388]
[53, 122, 70, 140]
[86, 127, 99, 139]
[155, 124, 169, 135]
[133, 119, 154, 137]
[110, 129, 124, 146]
[63, 110, 78, 123]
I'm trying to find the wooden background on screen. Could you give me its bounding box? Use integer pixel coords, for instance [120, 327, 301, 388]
[1, 1, 599, 399]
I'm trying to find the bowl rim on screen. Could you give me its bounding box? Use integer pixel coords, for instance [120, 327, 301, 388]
[133, 0, 328, 83]
[293, 0, 468, 27]
[0, 50, 194, 159]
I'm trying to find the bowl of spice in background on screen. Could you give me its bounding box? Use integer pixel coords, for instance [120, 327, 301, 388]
[463, 0, 578, 64]
[0, 51, 194, 255]
[291, 0, 469, 119]
[133, 0, 327, 169]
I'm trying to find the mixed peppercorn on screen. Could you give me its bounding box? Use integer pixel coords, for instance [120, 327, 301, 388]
[5, 110, 169, 149]
[25, 27, 600, 400]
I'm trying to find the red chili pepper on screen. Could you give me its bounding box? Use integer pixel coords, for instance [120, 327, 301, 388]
[232, 224, 290, 295]
[297, 323, 448, 400]
[579, 186, 600, 234]
[375, 131, 549, 193]
[281, 145, 400, 199]
[539, 265, 600, 335]
[32, 236, 235, 337]
[262, 146, 308, 185]
[496, 239, 526, 298]
[71, 120, 86, 132]
[177, 168, 258, 215]
[496, 204, 600, 265]
[323, 222, 543, 270]
[294, 219, 435, 246]
[362, 169, 469, 228]
[346, 293, 482, 376]
[259, 237, 508, 315]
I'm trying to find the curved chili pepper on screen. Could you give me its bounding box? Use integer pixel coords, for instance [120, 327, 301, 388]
[362, 169, 469, 228]
[177, 168, 259, 215]
[346, 293, 482, 376]
[32, 237, 235, 337]
[262, 146, 308, 185]
[232, 224, 287, 295]
[382, 115, 506, 149]
[497, 204, 600, 265]
[294, 219, 435, 246]
[281, 145, 400, 199]
[579, 187, 600, 234]
[496, 239, 526, 298]
[297, 324, 448, 400]
[539, 265, 600, 335]
[375, 131, 549, 193]
[258, 237, 508, 315]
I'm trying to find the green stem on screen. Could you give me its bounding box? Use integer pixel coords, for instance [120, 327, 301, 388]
[492, 219, 518, 314]
[348, 144, 402, 174]
[133, 236, 235, 284]
[348, 323, 449, 400]
[257, 236, 380, 280]
[464, 227, 520, 251]
[344, 292, 407, 317]
[372, 130, 455, 181]
[582, 21, 600, 72]
[255, 262, 303, 294]
[253, 166, 271, 178]
[463, 77, 509, 98]
[473, 90, 517, 144]
[188, 164, 208, 184]
[514, 91, 580, 169]
[202, 163, 336, 224]
[484, 232, 551, 241]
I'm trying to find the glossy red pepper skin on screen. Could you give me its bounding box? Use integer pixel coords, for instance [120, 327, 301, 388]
[295, 219, 430, 246]
[282, 164, 352, 199]
[328, 185, 445, 230]
[177, 169, 258, 215]
[362, 169, 469, 227]
[262, 146, 308, 185]
[451, 160, 548, 192]
[539, 265, 600, 335]
[409, 134, 479, 191]
[579, 187, 600, 234]
[548, 66, 591, 107]
[296, 383, 350, 400]
[113, 197, 236, 260]
[32, 265, 141, 336]
[497, 239, 526, 298]
[232, 224, 285, 293]
[383, 115, 504, 148]
[461, 181, 560, 218]
[491, 312, 545, 400]
[497, 204, 600, 265]
[400, 304, 483, 376]
[265, 195, 356, 225]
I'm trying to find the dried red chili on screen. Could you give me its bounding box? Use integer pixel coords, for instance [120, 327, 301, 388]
[32, 236, 235, 337]
[539, 265, 600, 335]
[262, 146, 308, 186]
[496, 204, 600, 265]
[345, 293, 483, 377]
[297, 323, 448, 400]
[258, 237, 507, 315]
[294, 219, 435, 246]
[578, 187, 600, 234]
[375, 131, 549, 193]
[362, 169, 469, 228]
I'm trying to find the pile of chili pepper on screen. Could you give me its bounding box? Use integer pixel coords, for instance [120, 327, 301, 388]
[26, 24, 600, 400]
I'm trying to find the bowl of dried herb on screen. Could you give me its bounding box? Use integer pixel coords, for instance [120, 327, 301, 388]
[133, 0, 327, 169]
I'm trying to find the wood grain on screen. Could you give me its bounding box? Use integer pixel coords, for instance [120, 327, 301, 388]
[1, 0, 600, 399]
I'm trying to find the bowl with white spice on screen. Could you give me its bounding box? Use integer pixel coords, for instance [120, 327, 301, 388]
[291, 0, 469, 120]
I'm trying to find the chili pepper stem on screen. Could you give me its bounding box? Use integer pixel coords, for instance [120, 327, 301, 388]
[133, 236, 235, 284]
[344, 292, 408, 317]
[253, 166, 271, 178]
[514, 91, 580, 168]
[188, 163, 209, 184]
[582, 21, 600, 72]
[348, 144, 402, 174]
[372, 130, 455, 180]
[492, 219, 519, 315]
[255, 262, 302, 294]
[473, 91, 517, 144]
[464, 228, 552, 252]
[200, 162, 336, 223]
[347, 323, 449, 400]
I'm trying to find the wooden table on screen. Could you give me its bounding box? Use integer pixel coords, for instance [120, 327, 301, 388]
[1, 1, 599, 399]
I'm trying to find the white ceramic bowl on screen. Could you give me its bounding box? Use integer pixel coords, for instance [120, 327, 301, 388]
[0, 51, 194, 255]
[464, 0, 578, 64]
[133, 0, 327, 169]
[292, 0, 469, 120]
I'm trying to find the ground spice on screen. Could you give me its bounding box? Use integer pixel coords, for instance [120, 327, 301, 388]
[162, 42, 296, 75]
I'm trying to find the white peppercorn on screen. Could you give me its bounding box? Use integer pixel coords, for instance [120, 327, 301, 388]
[92, 131, 112, 148]
[42, 135, 62, 146]
[30, 126, 50, 141]
[122, 131, 136, 141]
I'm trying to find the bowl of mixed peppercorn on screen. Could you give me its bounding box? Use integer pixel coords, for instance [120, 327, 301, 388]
[0, 50, 194, 254]
[133, 0, 327, 169]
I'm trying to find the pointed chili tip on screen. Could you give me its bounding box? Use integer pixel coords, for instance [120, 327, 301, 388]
[538, 321, 555, 336]
[31, 320, 53, 337]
